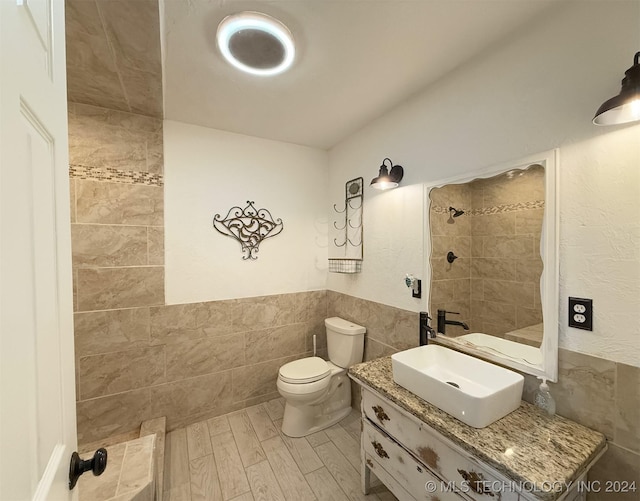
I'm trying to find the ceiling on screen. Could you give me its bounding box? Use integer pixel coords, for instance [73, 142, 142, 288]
[65, 0, 560, 148]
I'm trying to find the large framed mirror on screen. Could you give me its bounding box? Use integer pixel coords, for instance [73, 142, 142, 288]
[424, 150, 558, 381]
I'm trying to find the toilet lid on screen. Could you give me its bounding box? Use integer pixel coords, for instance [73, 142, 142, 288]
[279, 357, 330, 384]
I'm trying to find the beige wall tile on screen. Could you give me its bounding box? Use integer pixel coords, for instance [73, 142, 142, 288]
[146, 135, 164, 174]
[72, 224, 148, 267]
[120, 67, 164, 118]
[68, 119, 148, 170]
[237, 294, 296, 331]
[78, 346, 165, 399]
[294, 290, 327, 324]
[483, 235, 534, 258]
[150, 303, 209, 345]
[431, 256, 470, 280]
[470, 278, 484, 301]
[471, 300, 516, 329]
[72, 102, 162, 133]
[588, 444, 640, 501]
[232, 356, 298, 402]
[245, 324, 305, 365]
[77, 266, 164, 311]
[471, 236, 484, 257]
[364, 338, 397, 362]
[66, 0, 104, 37]
[429, 183, 471, 208]
[516, 305, 543, 329]
[200, 299, 244, 336]
[150, 300, 241, 345]
[515, 257, 544, 282]
[484, 279, 535, 307]
[74, 307, 150, 357]
[615, 363, 640, 453]
[76, 388, 152, 446]
[515, 209, 544, 235]
[66, 28, 130, 114]
[430, 279, 455, 306]
[387, 310, 419, 351]
[431, 236, 471, 258]
[147, 226, 164, 265]
[550, 349, 616, 439]
[76, 180, 163, 225]
[165, 334, 245, 381]
[150, 371, 234, 430]
[97, 0, 161, 75]
[471, 212, 515, 236]
[471, 257, 516, 281]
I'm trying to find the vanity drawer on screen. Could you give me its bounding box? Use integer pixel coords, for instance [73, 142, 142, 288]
[363, 389, 519, 501]
[364, 420, 463, 501]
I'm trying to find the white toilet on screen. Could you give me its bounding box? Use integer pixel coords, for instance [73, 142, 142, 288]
[277, 317, 366, 437]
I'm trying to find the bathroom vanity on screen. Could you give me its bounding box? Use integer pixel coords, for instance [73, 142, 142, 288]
[349, 357, 607, 501]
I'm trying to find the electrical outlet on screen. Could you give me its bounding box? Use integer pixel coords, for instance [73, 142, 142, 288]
[568, 297, 593, 331]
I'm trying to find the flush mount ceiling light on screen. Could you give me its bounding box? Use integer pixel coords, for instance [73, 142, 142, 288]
[216, 11, 295, 76]
[593, 51, 640, 125]
[370, 158, 404, 190]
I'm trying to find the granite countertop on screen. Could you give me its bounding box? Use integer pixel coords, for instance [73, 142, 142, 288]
[349, 357, 607, 501]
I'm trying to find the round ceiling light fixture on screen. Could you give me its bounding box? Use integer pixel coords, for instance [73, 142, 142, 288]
[216, 11, 295, 76]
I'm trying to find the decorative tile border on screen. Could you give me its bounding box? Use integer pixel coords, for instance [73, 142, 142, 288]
[69, 164, 163, 186]
[432, 200, 544, 216]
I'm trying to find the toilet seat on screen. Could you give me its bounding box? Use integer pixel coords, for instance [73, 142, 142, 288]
[278, 356, 330, 384]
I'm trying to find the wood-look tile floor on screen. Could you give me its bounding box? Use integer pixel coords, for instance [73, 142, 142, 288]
[163, 398, 397, 501]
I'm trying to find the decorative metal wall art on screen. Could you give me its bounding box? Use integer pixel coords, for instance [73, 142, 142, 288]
[213, 200, 283, 260]
[329, 177, 363, 273]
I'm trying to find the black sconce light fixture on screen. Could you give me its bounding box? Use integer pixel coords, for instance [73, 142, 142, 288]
[593, 51, 640, 126]
[370, 158, 404, 190]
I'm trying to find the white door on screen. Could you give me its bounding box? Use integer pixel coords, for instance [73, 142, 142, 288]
[0, 1, 77, 500]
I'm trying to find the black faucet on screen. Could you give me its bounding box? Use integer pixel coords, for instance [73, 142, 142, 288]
[419, 312, 437, 345]
[437, 309, 470, 335]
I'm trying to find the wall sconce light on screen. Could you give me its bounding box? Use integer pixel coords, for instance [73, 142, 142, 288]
[370, 158, 404, 190]
[593, 51, 640, 125]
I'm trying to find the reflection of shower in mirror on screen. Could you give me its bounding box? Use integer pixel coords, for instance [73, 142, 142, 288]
[424, 150, 559, 382]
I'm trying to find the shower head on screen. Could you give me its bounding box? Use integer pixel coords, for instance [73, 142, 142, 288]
[449, 206, 465, 218]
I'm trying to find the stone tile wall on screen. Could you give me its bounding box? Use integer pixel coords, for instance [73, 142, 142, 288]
[74, 291, 327, 445]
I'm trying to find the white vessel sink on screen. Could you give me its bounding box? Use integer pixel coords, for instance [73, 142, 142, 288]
[391, 345, 524, 428]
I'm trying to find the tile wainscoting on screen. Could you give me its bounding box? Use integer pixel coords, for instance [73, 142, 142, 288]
[74, 291, 327, 445]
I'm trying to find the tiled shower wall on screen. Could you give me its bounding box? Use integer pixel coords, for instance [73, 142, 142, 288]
[69, 103, 327, 446]
[429, 167, 544, 339]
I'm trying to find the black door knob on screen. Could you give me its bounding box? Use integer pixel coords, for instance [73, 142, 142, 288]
[69, 448, 108, 490]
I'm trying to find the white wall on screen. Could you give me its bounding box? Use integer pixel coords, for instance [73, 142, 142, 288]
[328, 1, 640, 367]
[164, 121, 328, 303]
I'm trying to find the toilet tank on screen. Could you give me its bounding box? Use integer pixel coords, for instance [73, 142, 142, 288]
[325, 317, 366, 368]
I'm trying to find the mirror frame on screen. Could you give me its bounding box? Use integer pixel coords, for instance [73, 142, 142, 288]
[423, 149, 559, 382]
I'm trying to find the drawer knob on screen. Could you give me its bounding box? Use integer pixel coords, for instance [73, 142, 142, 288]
[372, 405, 390, 423]
[372, 441, 389, 459]
[457, 468, 495, 497]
